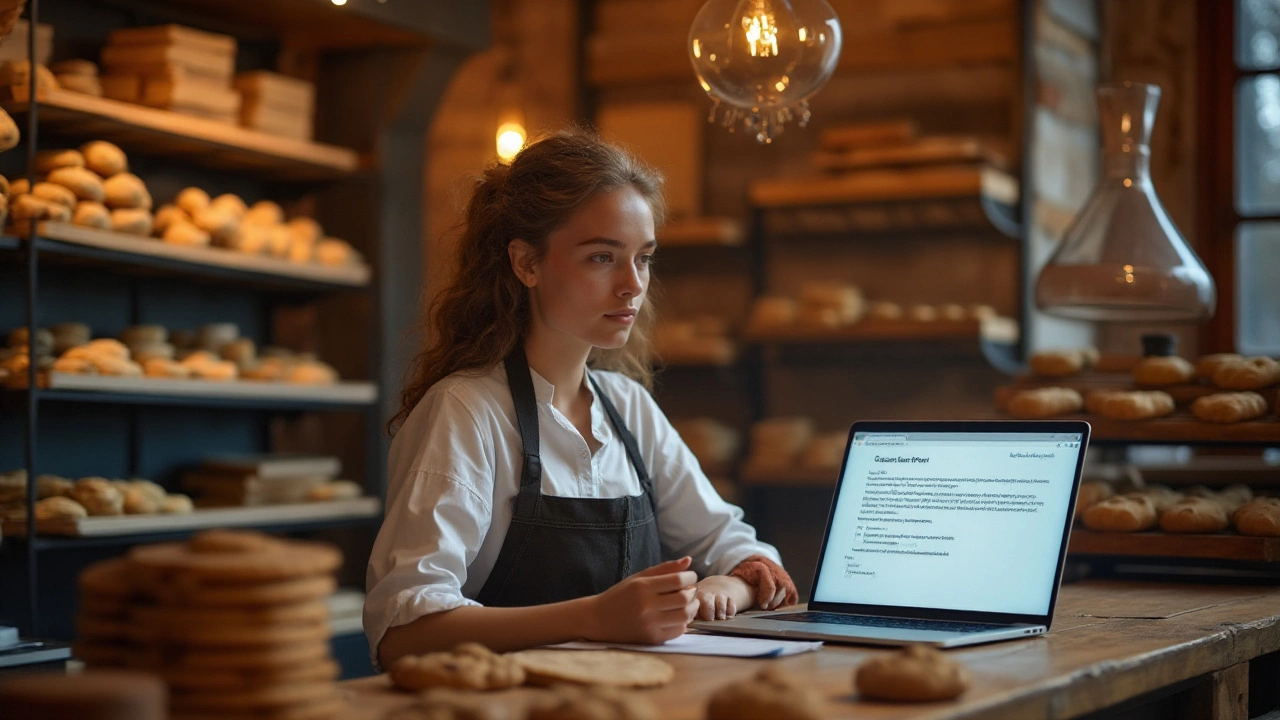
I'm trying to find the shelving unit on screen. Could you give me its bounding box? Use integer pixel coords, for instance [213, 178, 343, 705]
[0, 1, 487, 677]
[744, 319, 983, 345]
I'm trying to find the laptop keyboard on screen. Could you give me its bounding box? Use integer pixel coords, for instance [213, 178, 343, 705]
[770, 611, 1011, 634]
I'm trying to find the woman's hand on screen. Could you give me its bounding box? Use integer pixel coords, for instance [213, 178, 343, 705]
[585, 557, 699, 645]
[693, 575, 755, 621]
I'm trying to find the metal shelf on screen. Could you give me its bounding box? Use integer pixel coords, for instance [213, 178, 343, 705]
[19, 374, 378, 411]
[4, 223, 371, 293]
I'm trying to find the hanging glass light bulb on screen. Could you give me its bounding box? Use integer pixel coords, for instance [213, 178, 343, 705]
[688, 0, 842, 143]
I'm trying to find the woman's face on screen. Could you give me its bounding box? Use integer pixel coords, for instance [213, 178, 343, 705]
[514, 186, 656, 352]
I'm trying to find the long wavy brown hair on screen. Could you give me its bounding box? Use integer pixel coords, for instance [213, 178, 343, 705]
[388, 128, 667, 435]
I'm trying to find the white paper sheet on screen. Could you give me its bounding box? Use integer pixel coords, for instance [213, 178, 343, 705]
[548, 632, 822, 658]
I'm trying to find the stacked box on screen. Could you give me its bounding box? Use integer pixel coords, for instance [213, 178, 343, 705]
[235, 70, 315, 141]
[100, 24, 240, 123]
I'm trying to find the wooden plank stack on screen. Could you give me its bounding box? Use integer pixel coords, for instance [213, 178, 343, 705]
[100, 24, 240, 124]
[235, 70, 315, 141]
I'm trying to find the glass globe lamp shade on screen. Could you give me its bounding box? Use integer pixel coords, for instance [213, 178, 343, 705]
[688, 0, 842, 143]
[1035, 82, 1216, 322]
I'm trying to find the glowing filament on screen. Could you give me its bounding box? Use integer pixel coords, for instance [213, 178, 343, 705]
[743, 8, 779, 57]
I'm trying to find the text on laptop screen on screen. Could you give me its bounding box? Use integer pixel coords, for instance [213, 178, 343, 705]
[812, 431, 1083, 616]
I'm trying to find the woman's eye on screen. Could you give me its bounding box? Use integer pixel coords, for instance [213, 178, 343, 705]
[590, 254, 612, 264]
[638, 254, 655, 266]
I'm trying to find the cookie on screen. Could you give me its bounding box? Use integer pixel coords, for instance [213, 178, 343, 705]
[510, 650, 673, 688]
[528, 684, 656, 720]
[137, 530, 341, 578]
[1233, 498, 1280, 537]
[1159, 497, 1229, 533]
[1196, 353, 1244, 380]
[706, 667, 824, 720]
[385, 688, 510, 720]
[854, 644, 970, 702]
[79, 557, 137, 598]
[167, 681, 337, 712]
[133, 600, 329, 630]
[390, 643, 525, 692]
[161, 659, 339, 691]
[147, 574, 337, 607]
[1075, 481, 1114, 515]
[1007, 387, 1083, 419]
[1081, 495, 1157, 532]
[1191, 391, 1268, 424]
[1092, 390, 1176, 421]
[1212, 356, 1280, 390]
[145, 640, 332, 672]
[1132, 356, 1195, 386]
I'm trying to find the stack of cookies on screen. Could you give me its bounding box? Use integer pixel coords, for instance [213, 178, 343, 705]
[75, 529, 344, 720]
[74, 558, 142, 668]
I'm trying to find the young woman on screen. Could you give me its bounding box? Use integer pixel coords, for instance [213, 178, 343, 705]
[365, 129, 797, 667]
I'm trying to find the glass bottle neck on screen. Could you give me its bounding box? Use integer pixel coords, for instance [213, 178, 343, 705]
[1103, 144, 1151, 181]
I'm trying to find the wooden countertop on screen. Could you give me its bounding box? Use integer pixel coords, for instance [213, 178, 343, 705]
[337, 581, 1280, 719]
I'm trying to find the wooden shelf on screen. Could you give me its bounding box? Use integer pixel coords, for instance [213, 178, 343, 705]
[655, 347, 739, 368]
[3, 89, 363, 181]
[34, 372, 377, 410]
[751, 165, 1021, 239]
[745, 318, 981, 344]
[995, 379, 1280, 412]
[738, 465, 839, 487]
[2, 498, 381, 540]
[1081, 415, 1280, 446]
[657, 217, 744, 248]
[1069, 528, 1280, 562]
[28, 222, 370, 291]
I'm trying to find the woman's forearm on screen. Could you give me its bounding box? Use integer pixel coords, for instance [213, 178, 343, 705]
[377, 595, 597, 667]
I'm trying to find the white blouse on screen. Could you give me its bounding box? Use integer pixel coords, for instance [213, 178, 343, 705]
[363, 363, 780, 656]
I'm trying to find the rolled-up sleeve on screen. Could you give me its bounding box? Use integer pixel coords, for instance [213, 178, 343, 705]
[631, 387, 783, 577]
[364, 386, 495, 659]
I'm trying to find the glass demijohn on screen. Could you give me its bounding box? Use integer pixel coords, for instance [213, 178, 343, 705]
[688, 0, 842, 143]
[1035, 82, 1216, 322]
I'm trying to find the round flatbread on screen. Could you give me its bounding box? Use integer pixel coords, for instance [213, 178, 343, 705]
[508, 650, 674, 688]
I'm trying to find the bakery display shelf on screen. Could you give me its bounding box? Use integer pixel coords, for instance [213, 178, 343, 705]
[3, 498, 383, 547]
[745, 318, 982, 345]
[737, 465, 839, 487]
[657, 217, 745, 248]
[2, 89, 364, 181]
[1068, 528, 1280, 563]
[750, 165, 1021, 239]
[32, 372, 378, 411]
[1059, 414, 1280, 446]
[32, 223, 371, 291]
[995, 378, 1279, 409]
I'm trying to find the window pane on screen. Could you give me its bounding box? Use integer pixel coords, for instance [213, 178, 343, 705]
[1236, 222, 1280, 354]
[1239, 0, 1280, 70]
[1235, 75, 1280, 215]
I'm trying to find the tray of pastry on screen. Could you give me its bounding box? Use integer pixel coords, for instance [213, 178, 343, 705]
[1067, 479, 1280, 563]
[996, 350, 1280, 445]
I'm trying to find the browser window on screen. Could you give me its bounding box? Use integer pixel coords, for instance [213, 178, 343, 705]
[813, 431, 1083, 616]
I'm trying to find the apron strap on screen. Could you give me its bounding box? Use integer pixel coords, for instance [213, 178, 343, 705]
[588, 372, 656, 499]
[503, 349, 543, 517]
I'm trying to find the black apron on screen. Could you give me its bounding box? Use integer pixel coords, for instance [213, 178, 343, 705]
[474, 349, 663, 607]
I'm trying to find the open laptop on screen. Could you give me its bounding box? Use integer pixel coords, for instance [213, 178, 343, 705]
[694, 420, 1090, 648]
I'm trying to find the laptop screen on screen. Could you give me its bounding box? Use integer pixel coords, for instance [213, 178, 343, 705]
[811, 428, 1085, 617]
